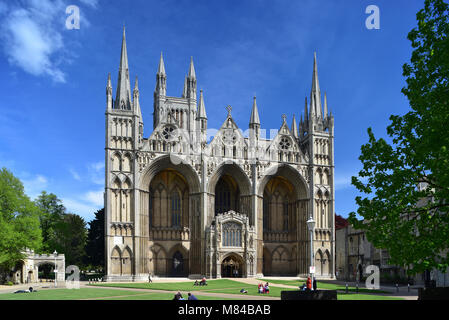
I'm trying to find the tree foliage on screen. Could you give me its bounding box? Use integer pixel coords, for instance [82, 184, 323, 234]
[0, 168, 42, 277]
[34, 191, 87, 266]
[84, 208, 104, 269]
[349, 0, 449, 275]
[34, 191, 65, 253]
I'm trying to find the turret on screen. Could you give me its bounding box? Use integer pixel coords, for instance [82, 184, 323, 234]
[291, 114, 298, 138]
[186, 57, 197, 100]
[155, 52, 166, 96]
[249, 96, 261, 140]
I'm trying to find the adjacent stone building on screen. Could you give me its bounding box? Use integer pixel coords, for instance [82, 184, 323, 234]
[8, 249, 65, 284]
[335, 217, 449, 287]
[104, 29, 336, 281]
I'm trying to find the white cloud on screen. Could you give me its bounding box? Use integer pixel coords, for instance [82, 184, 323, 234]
[62, 198, 97, 221]
[0, 0, 67, 83]
[62, 189, 104, 221]
[84, 189, 104, 207]
[88, 162, 104, 185]
[69, 168, 81, 181]
[22, 174, 48, 199]
[79, 0, 99, 9]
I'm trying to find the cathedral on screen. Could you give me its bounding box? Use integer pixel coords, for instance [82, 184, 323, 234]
[104, 29, 335, 281]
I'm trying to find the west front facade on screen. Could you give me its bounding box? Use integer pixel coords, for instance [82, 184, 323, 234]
[104, 29, 336, 281]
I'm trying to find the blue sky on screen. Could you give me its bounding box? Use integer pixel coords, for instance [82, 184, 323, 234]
[0, 0, 424, 221]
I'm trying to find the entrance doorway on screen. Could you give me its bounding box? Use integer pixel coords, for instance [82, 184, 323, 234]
[221, 255, 243, 278]
[171, 251, 185, 276]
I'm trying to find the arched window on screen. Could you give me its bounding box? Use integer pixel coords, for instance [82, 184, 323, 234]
[215, 180, 231, 215]
[283, 198, 289, 231]
[263, 193, 270, 231]
[149, 188, 153, 228]
[222, 222, 242, 247]
[171, 191, 181, 227]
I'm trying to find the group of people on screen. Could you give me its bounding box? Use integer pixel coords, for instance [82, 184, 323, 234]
[172, 292, 198, 300]
[299, 276, 317, 291]
[258, 282, 270, 294]
[193, 277, 208, 286]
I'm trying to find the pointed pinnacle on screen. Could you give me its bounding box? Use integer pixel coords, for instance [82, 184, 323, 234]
[291, 114, 298, 137]
[107, 73, 112, 88]
[312, 51, 320, 94]
[188, 56, 196, 79]
[250, 96, 260, 125]
[198, 89, 207, 119]
[324, 92, 328, 117]
[158, 52, 166, 75]
[134, 76, 139, 92]
[304, 97, 309, 121]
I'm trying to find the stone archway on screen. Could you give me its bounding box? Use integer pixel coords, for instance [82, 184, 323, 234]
[258, 164, 309, 276]
[221, 253, 245, 278]
[207, 162, 252, 224]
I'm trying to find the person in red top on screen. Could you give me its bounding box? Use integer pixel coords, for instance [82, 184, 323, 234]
[306, 276, 312, 291]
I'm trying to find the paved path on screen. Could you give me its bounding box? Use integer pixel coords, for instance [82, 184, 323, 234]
[78, 282, 280, 300]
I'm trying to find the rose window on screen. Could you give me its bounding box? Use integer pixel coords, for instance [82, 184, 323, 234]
[162, 126, 175, 140]
[279, 137, 291, 150]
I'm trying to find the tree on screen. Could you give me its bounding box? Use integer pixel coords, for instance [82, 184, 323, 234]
[52, 213, 88, 267]
[34, 191, 65, 253]
[349, 0, 449, 275]
[0, 168, 42, 281]
[84, 208, 105, 270]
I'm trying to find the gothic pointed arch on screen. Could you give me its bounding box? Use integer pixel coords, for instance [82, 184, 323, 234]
[139, 154, 200, 193]
[122, 246, 132, 275]
[257, 164, 309, 199]
[150, 244, 167, 276]
[207, 162, 251, 196]
[111, 246, 122, 275]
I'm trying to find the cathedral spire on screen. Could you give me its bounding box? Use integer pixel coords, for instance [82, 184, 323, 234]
[186, 57, 197, 99]
[197, 89, 207, 119]
[304, 97, 309, 123]
[155, 52, 167, 96]
[106, 73, 112, 110]
[249, 96, 260, 140]
[323, 92, 328, 119]
[249, 96, 260, 126]
[310, 52, 322, 119]
[157, 52, 166, 75]
[291, 114, 298, 138]
[133, 76, 142, 120]
[182, 75, 187, 98]
[114, 27, 132, 110]
[188, 56, 196, 79]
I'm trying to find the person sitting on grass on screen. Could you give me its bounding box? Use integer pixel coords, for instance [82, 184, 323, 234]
[258, 283, 263, 294]
[264, 283, 270, 294]
[240, 288, 248, 294]
[188, 292, 198, 300]
[200, 277, 207, 286]
[194, 280, 199, 286]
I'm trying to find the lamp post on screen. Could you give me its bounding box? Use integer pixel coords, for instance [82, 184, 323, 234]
[53, 250, 57, 288]
[306, 218, 316, 279]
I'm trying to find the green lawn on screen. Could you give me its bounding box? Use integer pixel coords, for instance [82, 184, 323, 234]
[0, 284, 404, 300]
[258, 279, 391, 294]
[0, 288, 152, 300]
[0, 288, 232, 300]
[203, 286, 297, 298]
[337, 293, 404, 300]
[91, 278, 245, 292]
